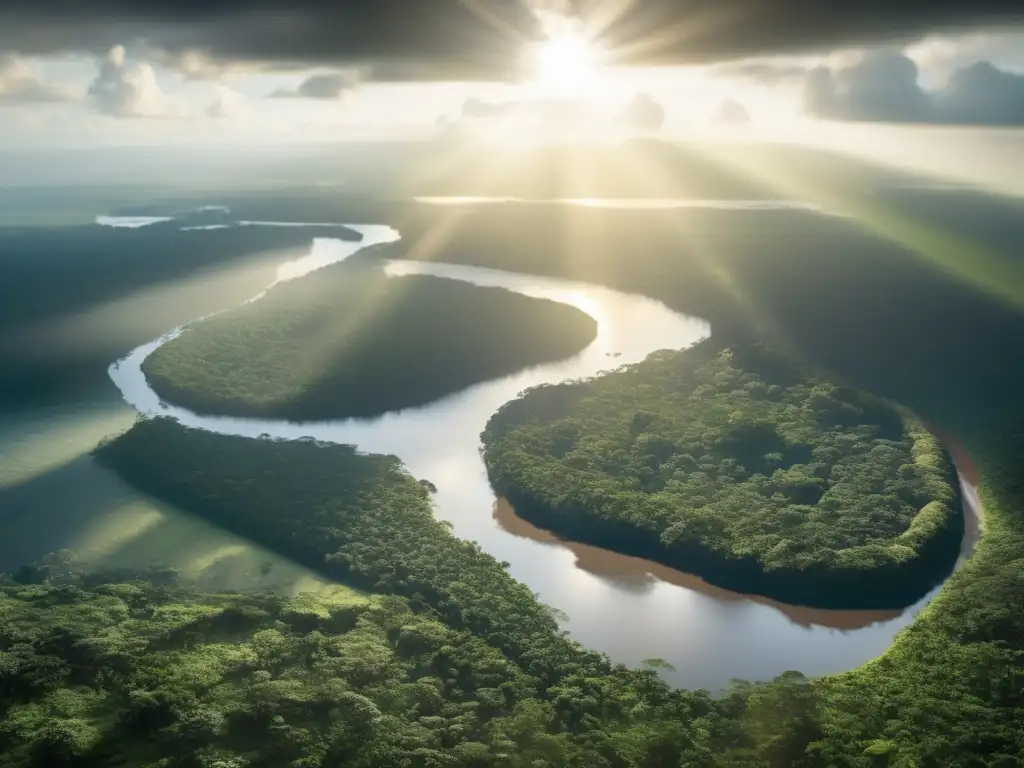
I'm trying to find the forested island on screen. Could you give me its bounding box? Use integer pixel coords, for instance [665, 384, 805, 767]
[483, 341, 962, 609]
[143, 266, 597, 420]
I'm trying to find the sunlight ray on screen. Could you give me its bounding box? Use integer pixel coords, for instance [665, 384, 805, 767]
[0, 408, 134, 490]
[705, 148, 1024, 309]
[576, 0, 641, 42]
[73, 502, 166, 560]
[597, 3, 750, 68]
[603, 141, 799, 351]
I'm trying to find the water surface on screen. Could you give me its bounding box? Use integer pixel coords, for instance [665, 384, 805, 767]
[0, 396, 343, 597]
[413, 196, 827, 212]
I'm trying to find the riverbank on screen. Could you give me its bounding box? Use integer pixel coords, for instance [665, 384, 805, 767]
[492, 497, 906, 630]
[491, 425, 984, 629]
[932, 428, 985, 555]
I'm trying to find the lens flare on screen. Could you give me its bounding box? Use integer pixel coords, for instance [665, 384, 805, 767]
[535, 31, 597, 96]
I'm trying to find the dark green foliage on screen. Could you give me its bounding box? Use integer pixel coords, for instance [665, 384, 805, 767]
[94, 418, 604, 690]
[83, 420, 771, 767]
[7, 146, 1024, 766]
[483, 342, 961, 608]
[143, 266, 597, 420]
[32, 418, 1024, 766]
[0, 570, 599, 767]
[810, 442, 1024, 767]
[0, 223, 362, 404]
[369, 190, 1024, 766]
[0, 224, 361, 337]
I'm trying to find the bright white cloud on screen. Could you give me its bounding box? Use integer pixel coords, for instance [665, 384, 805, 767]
[205, 85, 247, 119]
[0, 55, 77, 104]
[88, 45, 181, 117]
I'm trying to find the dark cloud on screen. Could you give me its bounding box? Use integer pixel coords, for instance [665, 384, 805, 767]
[937, 61, 1024, 124]
[271, 71, 359, 99]
[0, 2, 543, 81]
[0, 55, 76, 103]
[1, 1, 1023, 81]
[804, 53, 933, 122]
[805, 52, 1024, 125]
[619, 92, 665, 132]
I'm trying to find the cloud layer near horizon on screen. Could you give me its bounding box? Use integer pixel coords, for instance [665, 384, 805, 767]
[806, 53, 1024, 125]
[1, 1, 1022, 81]
[438, 91, 668, 141]
[721, 49, 1024, 125]
[0, 56, 76, 104]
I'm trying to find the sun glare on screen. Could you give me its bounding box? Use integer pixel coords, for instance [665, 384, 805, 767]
[535, 32, 598, 96]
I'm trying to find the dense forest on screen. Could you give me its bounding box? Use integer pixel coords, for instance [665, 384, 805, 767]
[4, 557, 868, 768]
[5, 145, 1024, 765]
[0, 223, 360, 333]
[0, 223, 361, 404]
[367, 192, 1024, 766]
[82, 417, 750, 767]
[143, 267, 597, 420]
[0, 562, 717, 767]
[483, 341, 962, 608]
[83, 416, 1024, 765]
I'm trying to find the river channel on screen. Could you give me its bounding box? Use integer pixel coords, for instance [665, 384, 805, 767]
[91, 222, 978, 690]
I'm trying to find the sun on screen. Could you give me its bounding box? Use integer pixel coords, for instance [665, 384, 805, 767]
[535, 32, 598, 96]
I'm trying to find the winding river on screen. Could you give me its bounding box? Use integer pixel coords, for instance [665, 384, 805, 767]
[94, 221, 981, 690]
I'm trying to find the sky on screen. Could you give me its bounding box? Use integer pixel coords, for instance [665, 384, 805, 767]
[1, 1, 1023, 150]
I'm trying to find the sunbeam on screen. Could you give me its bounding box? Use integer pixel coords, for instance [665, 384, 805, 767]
[703, 145, 1024, 309]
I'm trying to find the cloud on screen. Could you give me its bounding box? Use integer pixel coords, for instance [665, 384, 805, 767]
[804, 51, 1024, 124]
[804, 52, 932, 122]
[1, 2, 1022, 81]
[271, 71, 360, 99]
[435, 94, 601, 142]
[461, 97, 518, 119]
[0, 2, 542, 82]
[206, 85, 246, 118]
[0, 55, 77, 104]
[937, 61, 1024, 124]
[155, 49, 238, 80]
[618, 92, 666, 132]
[713, 61, 814, 86]
[88, 45, 179, 117]
[441, 91, 671, 141]
[713, 99, 752, 124]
